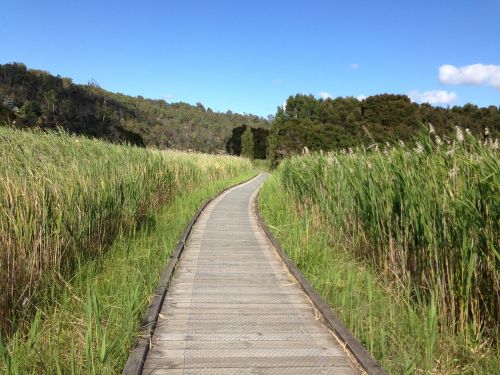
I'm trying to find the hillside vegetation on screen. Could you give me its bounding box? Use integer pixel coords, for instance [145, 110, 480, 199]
[0, 63, 269, 154]
[4, 63, 500, 163]
[268, 94, 500, 165]
[259, 129, 499, 373]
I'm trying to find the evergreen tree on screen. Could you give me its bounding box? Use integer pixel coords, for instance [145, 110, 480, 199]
[241, 126, 254, 159]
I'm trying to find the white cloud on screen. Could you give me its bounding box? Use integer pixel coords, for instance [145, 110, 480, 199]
[349, 63, 360, 69]
[439, 64, 500, 89]
[356, 95, 367, 101]
[318, 91, 333, 100]
[407, 90, 457, 105]
[163, 94, 174, 102]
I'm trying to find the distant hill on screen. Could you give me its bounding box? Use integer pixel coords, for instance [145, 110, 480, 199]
[0, 63, 269, 154]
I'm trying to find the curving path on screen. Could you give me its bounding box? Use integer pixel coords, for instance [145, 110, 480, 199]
[142, 174, 362, 374]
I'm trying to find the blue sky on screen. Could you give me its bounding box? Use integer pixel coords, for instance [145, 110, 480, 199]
[1, 0, 499, 116]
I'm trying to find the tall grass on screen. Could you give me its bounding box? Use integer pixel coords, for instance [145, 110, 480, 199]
[0, 127, 253, 336]
[259, 128, 499, 373]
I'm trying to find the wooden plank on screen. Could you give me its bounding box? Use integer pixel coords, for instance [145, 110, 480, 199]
[143, 367, 358, 375]
[163, 295, 306, 303]
[156, 311, 315, 320]
[154, 322, 329, 334]
[147, 347, 345, 359]
[157, 308, 316, 316]
[143, 355, 353, 369]
[162, 303, 316, 310]
[146, 339, 340, 350]
[152, 332, 345, 342]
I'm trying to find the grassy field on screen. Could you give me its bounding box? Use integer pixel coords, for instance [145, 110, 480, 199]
[259, 129, 499, 374]
[0, 127, 256, 373]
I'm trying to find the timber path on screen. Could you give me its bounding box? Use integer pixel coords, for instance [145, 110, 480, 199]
[135, 174, 368, 374]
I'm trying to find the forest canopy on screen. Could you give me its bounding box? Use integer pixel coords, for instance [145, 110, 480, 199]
[268, 94, 500, 164]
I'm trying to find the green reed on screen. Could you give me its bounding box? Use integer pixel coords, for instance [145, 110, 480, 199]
[260, 128, 499, 373]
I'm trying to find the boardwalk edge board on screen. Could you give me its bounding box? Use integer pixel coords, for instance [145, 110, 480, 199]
[121, 173, 261, 375]
[254, 191, 387, 375]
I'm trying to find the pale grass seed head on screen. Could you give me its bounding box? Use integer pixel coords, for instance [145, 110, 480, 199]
[415, 142, 424, 154]
[491, 139, 499, 150]
[449, 165, 458, 179]
[446, 143, 456, 156]
[456, 126, 464, 142]
[325, 154, 337, 166]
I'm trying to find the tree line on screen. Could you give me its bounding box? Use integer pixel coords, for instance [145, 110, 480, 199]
[268, 94, 500, 165]
[2, 63, 498, 162]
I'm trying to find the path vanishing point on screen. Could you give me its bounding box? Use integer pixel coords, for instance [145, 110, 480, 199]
[133, 174, 368, 374]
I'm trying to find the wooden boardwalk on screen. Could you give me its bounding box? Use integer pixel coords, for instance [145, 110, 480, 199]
[142, 174, 363, 374]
